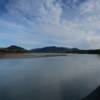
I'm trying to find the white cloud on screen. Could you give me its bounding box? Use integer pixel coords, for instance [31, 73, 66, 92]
[1, 0, 100, 49]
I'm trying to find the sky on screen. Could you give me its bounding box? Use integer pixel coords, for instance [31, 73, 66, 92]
[0, 0, 100, 49]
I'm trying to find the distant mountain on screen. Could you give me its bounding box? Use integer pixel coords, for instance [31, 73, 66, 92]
[81, 86, 100, 100]
[0, 45, 28, 53]
[31, 46, 80, 53]
[31, 46, 100, 54]
[0, 45, 100, 54]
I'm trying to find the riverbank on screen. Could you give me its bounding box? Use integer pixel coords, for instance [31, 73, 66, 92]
[0, 53, 67, 59]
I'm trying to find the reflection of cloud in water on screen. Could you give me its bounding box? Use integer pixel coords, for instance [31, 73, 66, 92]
[0, 55, 100, 100]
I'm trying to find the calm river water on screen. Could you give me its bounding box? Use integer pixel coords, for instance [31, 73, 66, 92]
[0, 54, 100, 100]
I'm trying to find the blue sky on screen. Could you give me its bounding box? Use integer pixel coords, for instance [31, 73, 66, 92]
[0, 0, 100, 49]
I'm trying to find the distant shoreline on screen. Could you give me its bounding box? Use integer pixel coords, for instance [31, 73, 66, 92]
[1, 45, 100, 55]
[0, 53, 99, 59]
[0, 53, 68, 59]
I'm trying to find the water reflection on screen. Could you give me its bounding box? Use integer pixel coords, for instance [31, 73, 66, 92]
[0, 55, 100, 100]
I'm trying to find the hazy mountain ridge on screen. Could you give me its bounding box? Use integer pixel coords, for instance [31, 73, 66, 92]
[31, 46, 100, 54]
[0, 45, 28, 53]
[31, 46, 80, 53]
[0, 45, 100, 54]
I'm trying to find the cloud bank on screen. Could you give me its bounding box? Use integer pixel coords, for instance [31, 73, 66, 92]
[0, 0, 100, 49]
